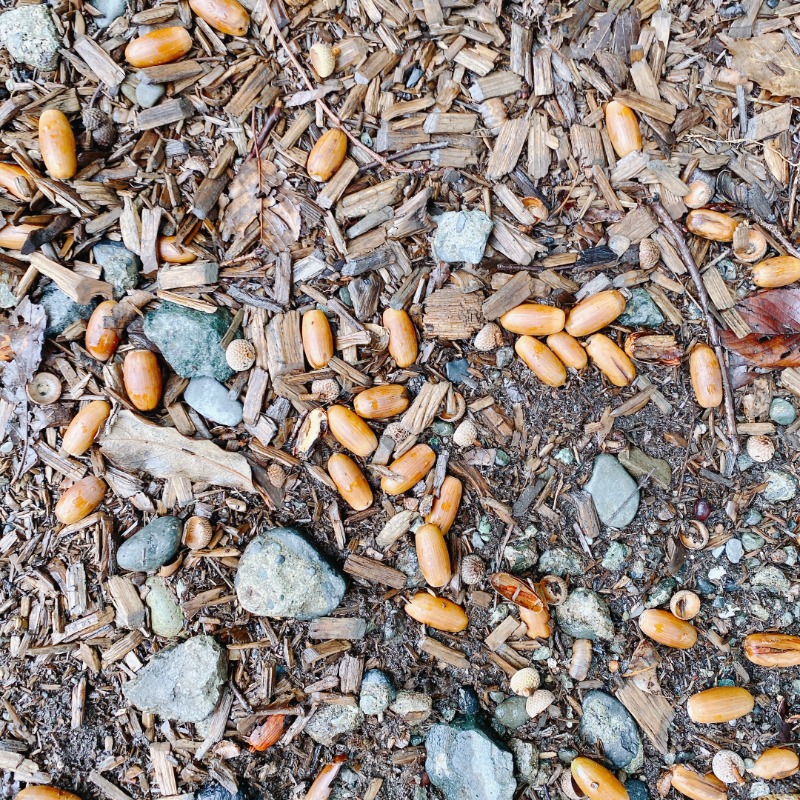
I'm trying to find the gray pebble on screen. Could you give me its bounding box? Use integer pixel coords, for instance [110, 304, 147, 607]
[586, 454, 640, 528]
[184, 377, 243, 426]
[769, 398, 796, 426]
[432, 210, 494, 264]
[359, 669, 395, 716]
[117, 516, 183, 572]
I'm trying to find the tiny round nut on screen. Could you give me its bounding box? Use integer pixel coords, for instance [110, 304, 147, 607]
[452, 419, 477, 448]
[311, 377, 340, 402]
[525, 689, 555, 718]
[309, 42, 336, 78]
[473, 322, 504, 352]
[639, 238, 660, 270]
[670, 589, 700, 620]
[460, 553, 485, 585]
[746, 434, 774, 463]
[27, 372, 62, 405]
[183, 516, 213, 550]
[712, 750, 745, 785]
[226, 339, 256, 371]
[509, 667, 540, 697]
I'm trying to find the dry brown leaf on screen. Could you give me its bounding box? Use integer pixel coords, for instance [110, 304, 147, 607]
[724, 34, 800, 97]
[737, 289, 800, 334]
[99, 410, 254, 493]
[622, 639, 662, 694]
[720, 330, 800, 368]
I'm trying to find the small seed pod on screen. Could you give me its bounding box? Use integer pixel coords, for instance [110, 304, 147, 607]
[743, 632, 800, 667]
[680, 520, 709, 550]
[307, 129, 347, 182]
[569, 639, 593, 681]
[0, 223, 41, 249]
[62, 400, 111, 457]
[639, 238, 661, 270]
[125, 26, 193, 68]
[686, 209, 738, 242]
[183, 516, 213, 549]
[525, 689, 555, 718]
[354, 384, 409, 419]
[55, 475, 106, 524]
[17, 788, 82, 800]
[499, 303, 565, 336]
[711, 751, 745, 785]
[639, 609, 697, 649]
[461, 553, 485, 585]
[267, 463, 287, 487]
[522, 195, 549, 223]
[732, 222, 767, 263]
[565, 290, 626, 338]
[605, 100, 642, 158]
[248, 714, 285, 752]
[327, 404, 377, 457]
[381, 443, 436, 495]
[474, 322, 504, 351]
[584, 334, 636, 387]
[509, 667, 540, 697]
[689, 343, 723, 409]
[750, 747, 800, 779]
[746, 434, 774, 463]
[453, 418, 478, 447]
[670, 766, 727, 800]
[686, 686, 754, 723]
[404, 592, 468, 632]
[0, 162, 33, 200]
[309, 42, 337, 78]
[478, 97, 507, 135]
[85, 300, 121, 361]
[311, 377, 340, 402]
[571, 756, 629, 800]
[426, 475, 462, 534]
[328, 452, 373, 511]
[122, 349, 162, 411]
[537, 575, 568, 605]
[226, 339, 256, 372]
[27, 372, 61, 405]
[751, 255, 800, 288]
[546, 331, 587, 370]
[158, 236, 197, 264]
[438, 389, 465, 422]
[683, 172, 715, 209]
[383, 308, 418, 368]
[415, 523, 451, 588]
[669, 589, 700, 621]
[302, 309, 334, 368]
[39, 109, 77, 180]
[515, 336, 567, 387]
[189, 0, 249, 35]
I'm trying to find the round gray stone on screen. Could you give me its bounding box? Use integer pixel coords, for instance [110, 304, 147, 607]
[117, 516, 183, 572]
[359, 669, 395, 716]
[93, 240, 140, 298]
[538, 548, 584, 577]
[305, 703, 364, 746]
[769, 398, 796, 426]
[579, 690, 643, 771]
[40, 283, 97, 337]
[136, 82, 166, 109]
[586, 454, 640, 528]
[93, 0, 128, 27]
[432, 210, 494, 264]
[145, 577, 184, 638]
[235, 526, 346, 619]
[555, 588, 614, 641]
[760, 470, 797, 503]
[0, 6, 60, 70]
[184, 377, 243, 426]
[494, 697, 529, 730]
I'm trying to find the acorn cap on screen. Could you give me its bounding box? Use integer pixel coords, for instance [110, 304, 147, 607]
[226, 339, 256, 371]
[309, 42, 336, 78]
[311, 377, 340, 402]
[639, 238, 660, 270]
[509, 667, 540, 697]
[460, 553, 485, 585]
[452, 419, 477, 448]
[711, 751, 745, 785]
[473, 322, 504, 352]
[525, 689, 555, 718]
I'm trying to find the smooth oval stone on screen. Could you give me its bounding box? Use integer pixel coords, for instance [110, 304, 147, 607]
[146, 577, 184, 637]
[184, 377, 243, 426]
[579, 691, 643, 771]
[494, 697, 529, 730]
[118, 516, 183, 572]
[359, 669, 395, 716]
[586, 454, 640, 528]
[555, 588, 614, 641]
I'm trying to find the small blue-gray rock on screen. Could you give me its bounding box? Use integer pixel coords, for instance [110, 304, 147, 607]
[360, 670, 395, 716]
[184, 377, 243, 426]
[625, 779, 649, 800]
[432, 210, 494, 264]
[145, 577, 184, 637]
[509, 739, 539, 785]
[445, 358, 470, 384]
[305, 703, 364, 746]
[618, 288, 664, 328]
[93, 0, 128, 27]
[143, 302, 235, 382]
[40, 283, 97, 337]
[425, 723, 516, 800]
[770, 398, 796, 426]
[586, 454, 640, 528]
[136, 82, 165, 109]
[494, 697, 529, 730]
[743, 510, 763, 528]
[0, 277, 15, 309]
[760, 470, 797, 503]
[742, 530, 765, 550]
[538, 548, 584, 577]
[93, 241, 140, 299]
[752, 565, 790, 594]
[579, 691, 643, 771]
[496, 347, 514, 368]
[726, 538, 744, 564]
[235, 526, 345, 619]
[602, 542, 631, 571]
[0, 5, 60, 70]
[117, 516, 183, 572]
[555, 588, 614, 641]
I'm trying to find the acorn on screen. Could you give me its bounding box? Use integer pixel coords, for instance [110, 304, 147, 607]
[639, 609, 697, 649]
[750, 747, 799, 779]
[383, 308, 418, 368]
[425, 475, 462, 534]
[742, 632, 800, 667]
[565, 290, 626, 338]
[499, 303, 565, 336]
[226, 339, 256, 372]
[82, 107, 115, 148]
[404, 592, 468, 632]
[125, 27, 193, 68]
[353, 384, 409, 419]
[327, 405, 377, 457]
[85, 300, 121, 361]
[183, 516, 213, 549]
[381, 443, 435, 495]
[307, 129, 347, 182]
[189, 0, 249, 35]
[571, 756, 629, 800]
[122, 350, 162, 411]
[545, 331, 587, 370]
[670, 766, 727, 800]
[686, 686, 754, 723]
[55, 475, 106, 524]
[515, 336, 567, 387]
[248, 715, 285, 752]
[61, 400, 110, 457]
[38, 109, 77, 180]
[669, 589, 700, 621]
[732, 222, 767, 263]
[27, 372, 61, 405]
[751, 255, 800, 288]
[328, 453, 373, 511]
[301, 309, 334, 369]
[605, 100, 642, 158]
[683, 174, 715, 209]
[415, 523, 451, 588]
[311, 378, 340, 402]
[16, 789, 82, 800]
[158, 236, 197, 264]
[0, 162, 32, 200]
[0, 223, 41, 249]
[638, 238, 661, 270]
[711, 751, 745, 785]
[689, 344, 722, 408]
[309, 42, 338, 78]
[686, 209, 738, 242]
[584, 334, 636, 387]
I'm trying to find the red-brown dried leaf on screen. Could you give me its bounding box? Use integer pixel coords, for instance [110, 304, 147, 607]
[489, 572, 547, 612]
[248, 714, 285, 751]
[719, 329, 800, 368]
[736, 289, 800, 334]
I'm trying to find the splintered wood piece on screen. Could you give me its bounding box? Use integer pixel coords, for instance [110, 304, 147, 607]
[702, 267, 735, 310]
[343, 554, 407, 588]
[532, 48, 553, 96]
[422, 112, 477, 134]
[28, 253, 113, 304]
[400, 380, 451, 434]
[482, 271, 534, 319]
[73, 35, 126, 87]
[570, 124, 605, 168]
[615, 90, 676, 123]
[337, 176, 407, 220]
[419, 636, 470, 669]
[227, 61, 275, 120]
[607, 206, 659, 243]
[746, 103, 792, 141]
[137, 60, 205, 84]
[102, 630, 144, 664]
[486, 118, 529, 179]
[308, 617, 368, 640]
[615, 682, 674, 754]
[528, 112, 551, 180]
[485, 614, 521, 651]
[469, 71, 522, 102]
[157, 262, 219, 290]
[137, 98, 194, 130]
[569, 490, 601, 541]
[266, 311, 304, 382]
[492, 183, 537, 225]
[423, 287, 484, 339]
[510, 22, 533, 81]
[149, 743, 177, 796]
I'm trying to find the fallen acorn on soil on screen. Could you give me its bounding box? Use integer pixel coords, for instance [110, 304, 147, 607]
[123, 349, 162, 412]
[183, 516, 213, 549]
[382, 308, 418, 367]
[305, 754, 347, 800]
[16, 789, 82, 800]
[638, 609, 697, 649]
[55, 475, 106, 524]
[499, 302, 565, 336]
[605, 100, 641, 159]
[125, 26, 193, 67]
[353, 384, 409, 419]
[327, 453, 373, 511]
[380, 443, 435, 495]
[85, 300, 121, 361]
[0, 223, 41, 249]
[61, 400, 110, 456]
[750, 748, 800, 779]
[565, 290, 625, 338]
[327, 404, 377, 457]
[751, 255, 800, 288]
[584, 334, 636, 387]
[38, 109, 77, 180]
[425, 475, 462, 534]
[546, 331, 587, 370]
[570, 756, 629, 800]
[686, 686, 754, 723]
[415, 523, 451, 587]
[515, 336, 567, 387]
[490, 572, 551, 638]
[302, 309, 334, 368]
[670, 589, 701, 621]
[158, 236, 197, 264]
[689, 344, 723, 408]
[189, 0, 249, 35]
[404, 592, 468, 632]
[307, 129, 347, 182]
[686, 209, 738, 242]
[670, 765, 728, 800]
[742, 632, 800, 667]
[248, 714, 285, 751]
[0, 162, 32, 200]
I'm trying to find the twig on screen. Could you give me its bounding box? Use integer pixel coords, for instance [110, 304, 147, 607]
[357, 141, 450, 173]
[754, 218, 800, 259]
[264, 6, 411, 176]
[648, 199, 740, 467]
[245, 101, 283, 163]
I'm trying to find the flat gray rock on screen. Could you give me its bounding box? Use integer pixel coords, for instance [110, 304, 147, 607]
[579, 691, 643, 771]
[359, 669, 395, 716]
[93, 0, 127, 27]
[136, 82, 165, 109]
[425, 723, 516, 800]
[555, 588, 614, 641]
[40, 283, 97, 337]
[305, 703, 363, 746]
[760, 470, 797, 503]
[618, 288, 664, 328]
[117, 516, 182, 572]
[235, 526, 346, 619]
[432, 210, 493, 264]
[586, 454, 640, 528]
[122, 636, 226, 722]
[184, 377, 243, 426]
[0, 6, 60, 70]
[93, 241, 140, 299]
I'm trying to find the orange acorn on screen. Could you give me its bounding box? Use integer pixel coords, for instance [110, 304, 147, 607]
[189, 0, 249, 35]
[248, 714, 285, 751]
[85, 300, 121, 361]
[122, 350, 162, 411]
[61, 400, 111, 457]
[55, 475, 106, 524]
[125, 27, 193, 68]
[39, 109, 77, 180]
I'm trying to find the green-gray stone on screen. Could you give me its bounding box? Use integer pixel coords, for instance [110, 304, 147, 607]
[504, 537, 538, 573]
[602, 541, 631, 571]
[752, 565, 790, 594]
[494, 697, 529, 730]
[509, 739, 539, 785]
[618, 447, 671, 490]
[305, 703, 364, 746]
[143, 302, 236, 381]
[645, 577, 676, 608]
[117, 516, 183, 572]
[770, 398, 796, 426]
[145, 577, 184, 637]
[555, 588, 614, 641]
[359, 669, 395, 716]
[742, 530, 765, 550]
[538, 548, 583, 577]
[618, 288, 664, 328]
[93, 240, 140, 299]
[760, 470, 797, 503]
[0, 5, 60, 70]
[579, 690, 643, 771]
[40, 283, 97, 337]
[586, 454, 639, 528]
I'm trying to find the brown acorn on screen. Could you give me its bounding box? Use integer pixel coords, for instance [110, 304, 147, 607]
[565, 290, 626, 338]
[686, 686, 754, 723]
[0, 223, 42, 249]
[383, 308, 418, 368]
[415, 523, 451, 588]
[122, 350, 162, 411]
[328, 453, 373, 511]
[39, 109, 77, 180]
[353, 384, 409, 419]
[302, 309, 334, 369]
[499, 303, 565, 336]
[85, 300, 121, 361]
[307, 129, 347, 182]
[743, 632, 800, 667]
[639, 609, 697, 649]
[125, 27, 193, 68]
[381, 443, 436, 495]
[686, 209, 738, 242]
[189, 0, 249, 35]
[515, 336, 566, 387]
[327, 405, 377, 457]
[62, 400, 111, 457]
[425, 475, 462, 534]
[55, 476, 106, 524]
[158, 236, 197, 264]
[248, 715, 285, 751]
[605, 100, 642, 158]
[0, 163, 33, 200]
[689, 344, 723, 409]
[404, 592, 468, 632]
